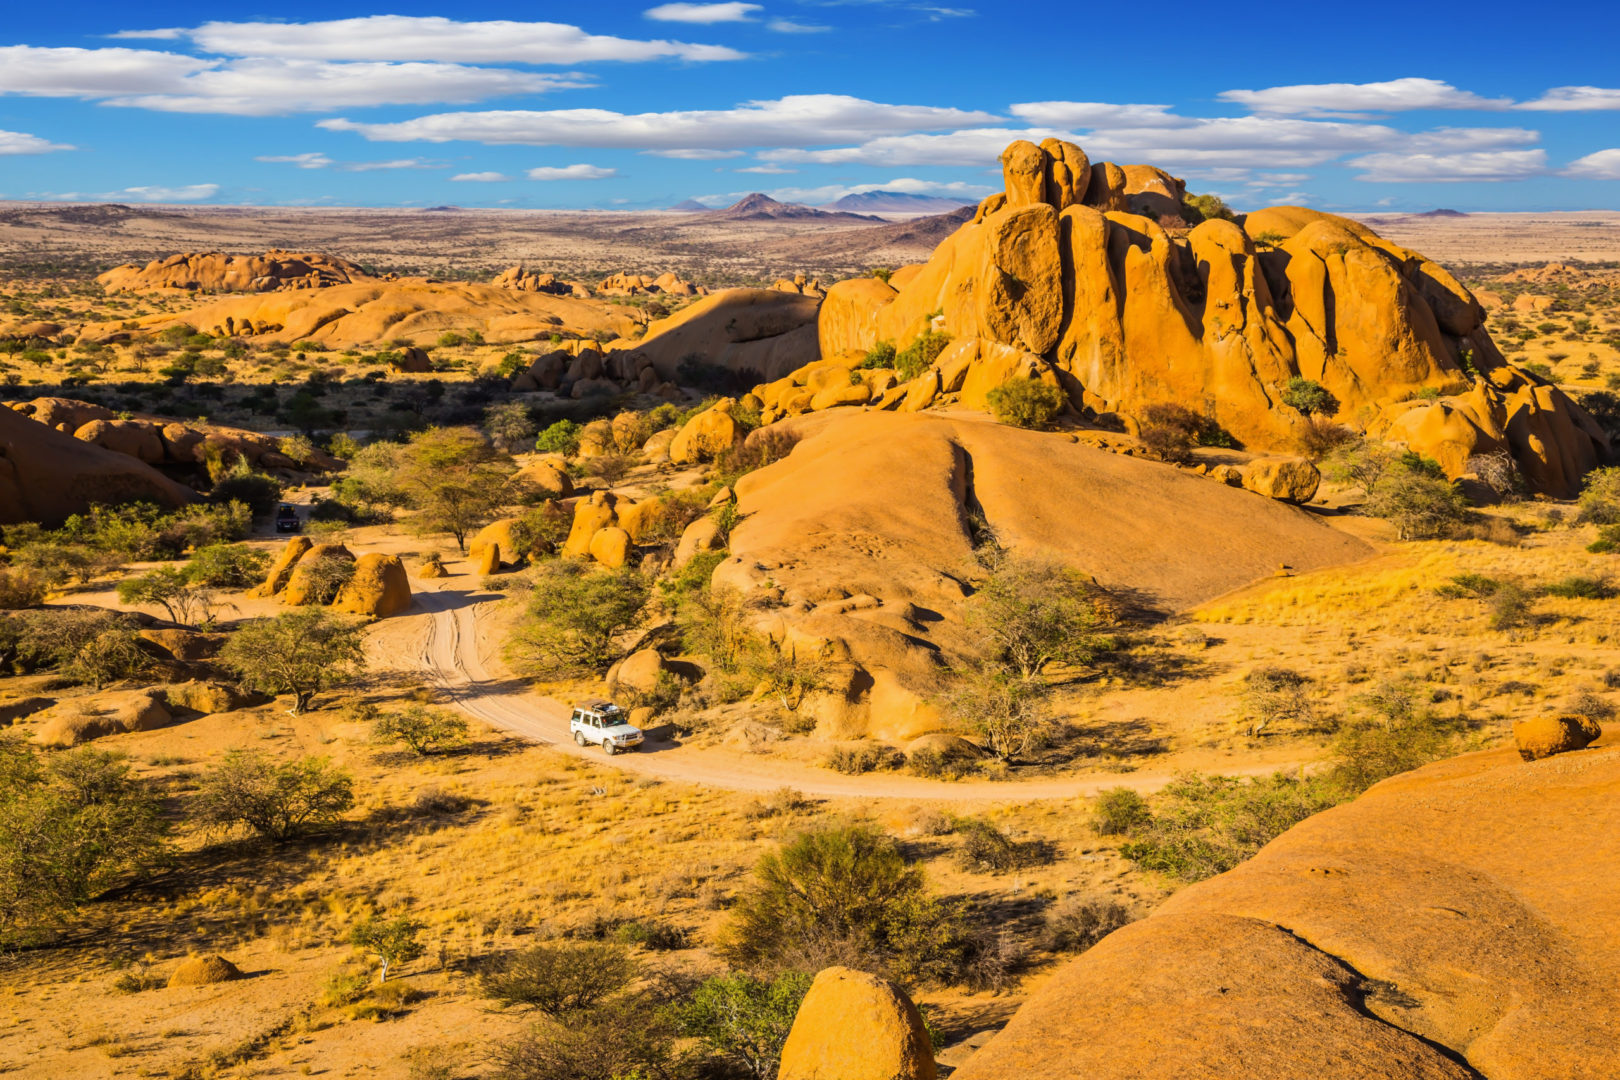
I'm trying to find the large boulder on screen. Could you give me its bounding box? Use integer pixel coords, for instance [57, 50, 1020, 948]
[588, 526, 632, 569]
[97, 251, 368, 294]
[670, 399, 745, 464]
[513, 459, 574, 500]
[953, 745, 1620, 1080]
[35, 689, 172, 746]
[281, 543, 355, 606]
[615, 288, 821, 383]
[139, 628, 223, 662]
[0, 406, 193, 526]
[1241, 457, 1322, 503]
[778, 967, 936, 1080]
[332, 554, 412, 618]
[614, 648, 672, 694]
[165, 681, 253, 715]
[250, 537, 312, 597]
[1513, 714, 1601, 761]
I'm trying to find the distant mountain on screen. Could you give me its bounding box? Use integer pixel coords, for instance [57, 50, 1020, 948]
[825, 191, 976, 214]
[669, 199, 712, 212]
[421, 206, 461, 213]
[1414, 208, 1468, 218]
[714, 192, 882, 223]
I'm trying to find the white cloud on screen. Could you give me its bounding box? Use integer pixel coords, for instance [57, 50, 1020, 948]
[174, 16, 745, 63]
[643, 148, 745, 159]
[0, 47, 583, 115]
[107, 28, 185, 39]
[0, 129, 74, 155]
[1563, 149, 1620, 179]
[736, 164, 796, 173]
[1347, 150, 1547, 182]
[119, 184, 220, 202]
[644, 3, 761, 23]
[1219, 78, 1511, 117]
[762, 127, 1063, 165]
[712, 176, 992, 204]
[1517, 87, 1620, 111]
[320, 95, 1001, 150]
[1008, 102, 1183, 128]
[345, 158, 440, 171]
[256, 152, 333, 169]
[527, 164, 616, 180]
[769, 18, 832, 32]
[452, 171, 511, 182]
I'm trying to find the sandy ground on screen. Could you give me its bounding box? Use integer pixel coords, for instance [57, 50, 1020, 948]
[1350, 210, 1620, 266]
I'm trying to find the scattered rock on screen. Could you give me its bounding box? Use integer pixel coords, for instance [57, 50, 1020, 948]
[139, 628, 223, 662]
[475, 542, 502, 576]
[281, 543, 355, 606]
[670, 399, 745, 464]
[165, 681, 252, 715]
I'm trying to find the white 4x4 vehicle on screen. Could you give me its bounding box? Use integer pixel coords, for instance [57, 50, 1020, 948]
[569, 700, 644, 755]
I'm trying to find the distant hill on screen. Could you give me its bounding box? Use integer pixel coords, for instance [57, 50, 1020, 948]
[824, 191, 976, 215]
[1414, 208, 1468, 218]
[714, 193, 882, 223]
[669, 199, 712, 212]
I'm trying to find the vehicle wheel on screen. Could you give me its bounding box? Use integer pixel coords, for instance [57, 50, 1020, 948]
[602, 742, 616, 756]
[573, 732, 586, 747]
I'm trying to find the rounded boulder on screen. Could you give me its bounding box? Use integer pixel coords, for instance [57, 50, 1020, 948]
[1513, 714, 1601, 762]
[1241, 457, 1322, 504]
[779, 966, 936, 1080]
[333, 553, 413, 618]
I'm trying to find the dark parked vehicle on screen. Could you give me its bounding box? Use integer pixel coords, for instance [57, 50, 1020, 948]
[274, 504, 302, 534]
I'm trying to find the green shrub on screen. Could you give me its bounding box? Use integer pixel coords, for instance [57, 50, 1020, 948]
[195, 750, 355, 842]
[893, 330, 951, 380]
[1090, 787, 1151, 836]
[373, 706, 469, 755]
[1578, 467, 1620, 525]
[1542, 575, 1614, 600]
[186, 543, 270, 589]
[678, 971, 812, 1080]
[535, 420, 583, 457]
[825, 743, 902, 775]
[986, 379, 1065, 430]
[479, 941, 637, 1015]
[858, 341, 897, 369]
[956, 817, 1041, 873]
[1589, 524, 1620, 554]
[508, 563, 650, 678]
[1040, 895, 1136, 952]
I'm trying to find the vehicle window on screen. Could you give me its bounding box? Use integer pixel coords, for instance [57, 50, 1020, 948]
[571, 710, 582, 723]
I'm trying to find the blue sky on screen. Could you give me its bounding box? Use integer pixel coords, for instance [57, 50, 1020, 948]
[2, 1, 1619, 211]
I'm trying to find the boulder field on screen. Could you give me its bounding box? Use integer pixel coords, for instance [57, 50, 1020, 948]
[779, 138, 1606, 496]
[0, 404, 193, 525]
[711, 409, 1371, 741]
[115, 279, 645, 350]
[5, 397, 341, 474]
[944, 740, 1619, 1080]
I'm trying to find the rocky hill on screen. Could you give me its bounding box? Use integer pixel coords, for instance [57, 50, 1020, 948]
[97, 250, 371, 294]
[807, 138, 1606, 495]
[716, 193, 882, 223]
[824, 191, 974, 215]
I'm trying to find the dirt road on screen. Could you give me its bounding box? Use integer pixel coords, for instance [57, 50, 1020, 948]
[407, 583, 1303, 802]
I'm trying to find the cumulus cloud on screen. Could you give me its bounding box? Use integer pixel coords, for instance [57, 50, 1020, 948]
[163, 16, 745, 63]
[1517, 87, 1620, 111]
[643, 148, 746, 159]
[769, 19, 832, 32]
[0, 129, 74, 155]
[320, 95, 1001, 150]
[644, 3, 761, 23]
[452, 171, 511, 182]
[344, 158, 439, 171]
[736, 164, 797, 173]
[1563, 149, 1620, 179]
[1346, 150, 1547, 182]
[1218, 77, 1511, 117]
[527, 164, 616, 180]
[1008, 102, 1183, 128]
[0, 47, 583, 115]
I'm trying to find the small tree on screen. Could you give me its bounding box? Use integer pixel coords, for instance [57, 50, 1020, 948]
[187, 543, 271, 589]
[374, 706, 469, 756]
[967, 554, 1115, 678]
[510, 563, 649, 678]
[743, 636, 829, 712]
[350, 914, 426, 982]
[218, 610, 364, 713]
[485, 402, 537, 451]
[1280, 377, 1339, 417]
[679, 971, 814, 1080]
[1578, 466, 1620, 525]
[196, 750, 355, 842]
[944, 668, 1049, 760]
[0, 739, 169, 948]
[397, 426, 517, 552]
[987, 379, 1066, 430]
[479, 941, 637, 1014]
[116, 566, 217, 627]
[1364, 462, 1470, 540]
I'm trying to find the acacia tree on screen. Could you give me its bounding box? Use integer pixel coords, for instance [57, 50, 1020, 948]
[349, 913, 425, 982]
[966, 554, 1115, 678]
[196, 750, 355, 842]
[398, 426, 516, 552]
[117, 566, 218, 627]
[0, 739, 169, 947]
[944, 668, 1050, 760]
[510, 562, 649, 677]
[218, 610, 364, 713]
